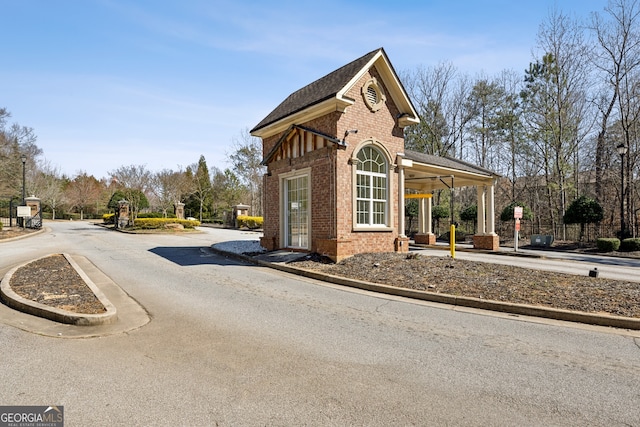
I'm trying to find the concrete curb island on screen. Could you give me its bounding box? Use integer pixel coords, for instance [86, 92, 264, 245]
[210, 246, 640, 332]
[0, 253, 118, 326]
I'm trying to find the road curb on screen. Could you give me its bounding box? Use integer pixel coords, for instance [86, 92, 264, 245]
[0, 253, 118, 326]
[210, 247, 640, 331]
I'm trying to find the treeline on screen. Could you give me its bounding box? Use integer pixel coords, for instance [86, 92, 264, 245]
[1, 109, 263, 222]
[402, 0, 640, 239]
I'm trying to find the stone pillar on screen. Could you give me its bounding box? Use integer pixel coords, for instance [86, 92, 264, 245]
[24, 195, 42, 229]
[174, 202, 185, 220]
[24, 196, 40, 218]
[117, 200, 129, 229]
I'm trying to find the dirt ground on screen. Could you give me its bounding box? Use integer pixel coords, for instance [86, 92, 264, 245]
[0, 226, 40, 240]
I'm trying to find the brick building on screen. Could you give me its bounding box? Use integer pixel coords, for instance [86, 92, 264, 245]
[251, 48, 499, 262]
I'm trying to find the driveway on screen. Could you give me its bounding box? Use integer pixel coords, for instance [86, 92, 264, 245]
[1, 221, 639, 426]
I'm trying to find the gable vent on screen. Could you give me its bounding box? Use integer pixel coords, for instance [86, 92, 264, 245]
[366, 86, 379, 105]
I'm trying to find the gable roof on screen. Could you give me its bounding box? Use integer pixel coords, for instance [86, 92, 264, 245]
[251, 48, 419, 138]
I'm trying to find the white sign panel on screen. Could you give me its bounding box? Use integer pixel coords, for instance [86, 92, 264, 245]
[17, 206, 31, 218]
[513, 206, 523, 219]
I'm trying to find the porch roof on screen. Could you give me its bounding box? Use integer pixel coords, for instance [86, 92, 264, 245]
[403, 150, 500, 191]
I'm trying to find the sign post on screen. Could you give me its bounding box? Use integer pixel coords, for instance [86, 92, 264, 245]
[513, 206, 523, 252]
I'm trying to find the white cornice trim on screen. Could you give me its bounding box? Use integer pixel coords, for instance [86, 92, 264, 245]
[251, 97, 354, 139]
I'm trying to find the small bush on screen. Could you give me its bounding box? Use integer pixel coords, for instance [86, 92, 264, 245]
[138, 212, 177, 219]
[103, 213, 115, 224]
[620, 238, 640, 252]
[596, 238, 620, 252]
[237, 215, 263, 229]
[134, 218, 200, 229]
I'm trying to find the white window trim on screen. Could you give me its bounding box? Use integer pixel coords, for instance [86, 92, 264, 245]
[351, 142, 394, 231]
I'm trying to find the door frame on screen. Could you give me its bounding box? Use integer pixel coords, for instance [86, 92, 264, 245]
[279, 168, 311, 250]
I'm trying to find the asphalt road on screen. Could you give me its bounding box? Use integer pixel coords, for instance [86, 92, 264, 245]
[1, 221, 639, 426]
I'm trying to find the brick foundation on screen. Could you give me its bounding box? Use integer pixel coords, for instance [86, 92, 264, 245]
[413, 233, 436, 245]
[260, 236, 277, 251]
[316, 238, 353, 263]
[394, 237, 410, 253]
[473, 234, 499, 251]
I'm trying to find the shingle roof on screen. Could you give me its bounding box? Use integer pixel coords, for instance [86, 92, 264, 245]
[251, 48, 382, 133]
[404, 149, 500, 177]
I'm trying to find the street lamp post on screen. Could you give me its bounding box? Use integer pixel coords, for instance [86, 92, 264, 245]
[20, 154, 27, 205]
[616, 143, 628, 238]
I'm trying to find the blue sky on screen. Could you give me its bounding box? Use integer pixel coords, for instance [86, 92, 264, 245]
[2, 0, 606, 179]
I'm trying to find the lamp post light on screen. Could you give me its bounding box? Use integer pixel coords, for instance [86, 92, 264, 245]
[20, 154, 27, 205]
[616, 143, 628, 238]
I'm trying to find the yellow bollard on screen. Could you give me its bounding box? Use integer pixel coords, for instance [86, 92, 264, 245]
[450, 224, 456, 259]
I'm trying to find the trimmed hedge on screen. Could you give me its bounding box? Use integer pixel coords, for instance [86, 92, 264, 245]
[138, 212, 177, 219]
[134, 218, 200, 229]
[596, 238, 620, 252]
[237, 215, 263, 229]
[620, 238, 640, 252]
[103, 213, 115, 224]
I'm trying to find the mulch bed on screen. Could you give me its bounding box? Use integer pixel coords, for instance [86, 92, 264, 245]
[291, 252, 640, 318]
[7, 254, 106, 314]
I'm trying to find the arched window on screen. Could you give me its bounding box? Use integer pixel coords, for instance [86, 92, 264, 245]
[356, 145, 388, 226]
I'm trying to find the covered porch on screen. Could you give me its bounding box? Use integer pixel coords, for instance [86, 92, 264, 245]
[400, 150, 501, 251]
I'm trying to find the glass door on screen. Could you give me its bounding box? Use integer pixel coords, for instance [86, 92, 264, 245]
[286, 175, 309, 249]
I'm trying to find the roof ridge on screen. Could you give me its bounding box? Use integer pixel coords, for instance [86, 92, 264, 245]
[251, 48, 383, 133]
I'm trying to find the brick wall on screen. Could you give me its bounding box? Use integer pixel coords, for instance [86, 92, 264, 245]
[261, 65, 409, 261]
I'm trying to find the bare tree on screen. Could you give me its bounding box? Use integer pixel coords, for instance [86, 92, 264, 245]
[464, 75, 506, 169]
[65, 171, 103, 220]
[403, 63, 464, 156]
[31, 161, 65, 219]
[521, 9, 592, 238]
[228, 129, 265, 216]
[0, 108, 42, 198]
[589, 0, 640, 213]
[151, 167, 191, 217]
[109, 164, 152, 225]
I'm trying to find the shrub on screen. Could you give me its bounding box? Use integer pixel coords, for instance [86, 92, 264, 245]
[620, 238, 640, 252]
[103, 213, 115, 224]
[134, 218, 200, 229]
[237, 215, 263, 229]
[596, 238, 620, 252]
[138, 212, 177, 219]
[563, 196, 604, 242]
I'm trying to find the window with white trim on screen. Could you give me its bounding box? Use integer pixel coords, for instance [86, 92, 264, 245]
[356, 146, 388, 226]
